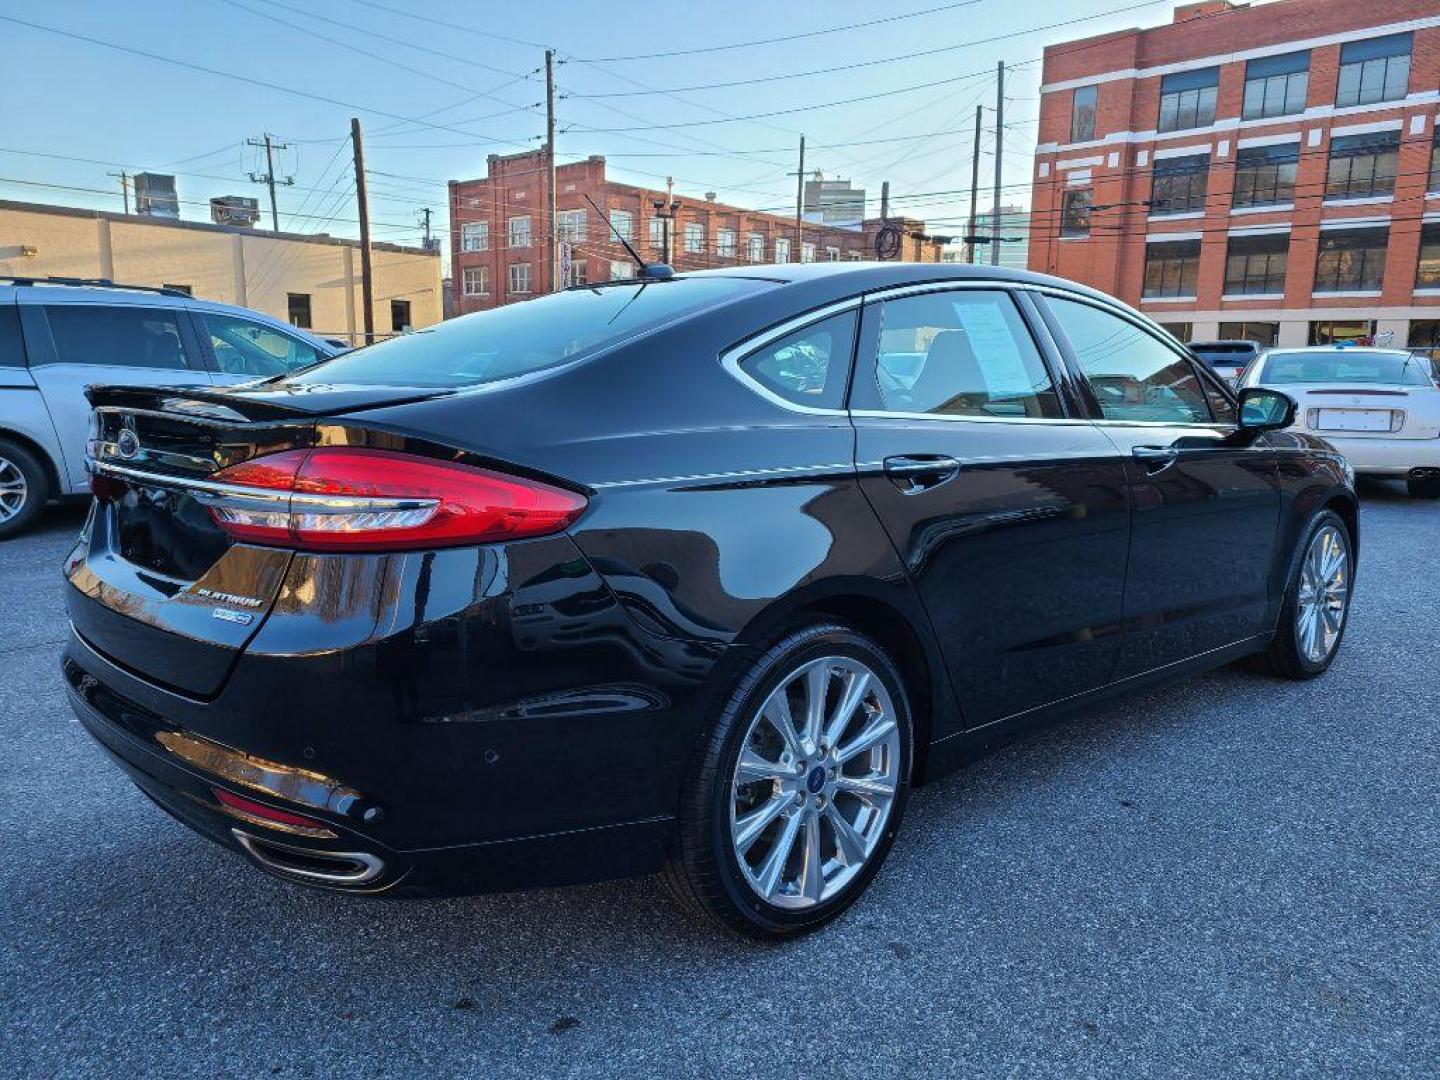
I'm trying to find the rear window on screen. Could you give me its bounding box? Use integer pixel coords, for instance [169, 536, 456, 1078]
[289, 277, 775, 388]
[0, 305, 24, 369]
[1258, 350, 1433, 386]
[1191, 344, 1257, 365]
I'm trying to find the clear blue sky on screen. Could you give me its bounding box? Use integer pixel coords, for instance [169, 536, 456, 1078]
[0, 0, 1181, 256]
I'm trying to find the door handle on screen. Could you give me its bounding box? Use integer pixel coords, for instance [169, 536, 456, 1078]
[883, 454, 961, 493]
[1132, 445, 1180, 475]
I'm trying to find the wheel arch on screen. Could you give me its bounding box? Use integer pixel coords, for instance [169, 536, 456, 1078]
[0, 425, 62, 503]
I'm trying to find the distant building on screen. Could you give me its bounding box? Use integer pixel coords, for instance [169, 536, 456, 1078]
[449, 150, 944, 313]
[972, 205, 1031, 270]
[803, 178, 866, 227]
[133, 173, 178, 219]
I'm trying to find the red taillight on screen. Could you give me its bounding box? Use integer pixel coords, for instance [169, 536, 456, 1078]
[204, 448, 587, 552]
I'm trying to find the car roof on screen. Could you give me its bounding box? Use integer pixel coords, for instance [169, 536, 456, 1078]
[1260, 346, 1411, 358]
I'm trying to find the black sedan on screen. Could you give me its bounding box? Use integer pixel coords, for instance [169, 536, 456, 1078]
[63, 262, 1356, 939]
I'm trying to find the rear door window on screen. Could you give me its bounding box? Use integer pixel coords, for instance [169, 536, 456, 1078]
[0, 305, 25, 369]
[200, 312, 324, 377]
[42, 305, 195, 370]
[738, 310, 856, 409]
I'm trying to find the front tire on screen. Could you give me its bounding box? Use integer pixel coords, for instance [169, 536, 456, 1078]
[1247, 510, 1353, 680]
[665, 623, 913, 939]
[0, 439, 49, 540]
[1406, 475, 1440, 499]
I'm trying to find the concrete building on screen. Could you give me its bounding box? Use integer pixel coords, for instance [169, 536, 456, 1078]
[449, 151, 944, 314]
[1028, 0, 1440, 357]
[973, 205, 1032, 270]
[803, 178, 867, 227]
[0, 198, 442, 344]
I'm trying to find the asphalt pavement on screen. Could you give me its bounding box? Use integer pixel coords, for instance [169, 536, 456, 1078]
[3, 483, 1436, 1078]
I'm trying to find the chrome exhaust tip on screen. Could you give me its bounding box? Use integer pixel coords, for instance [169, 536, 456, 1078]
[231, 829, 385, 886]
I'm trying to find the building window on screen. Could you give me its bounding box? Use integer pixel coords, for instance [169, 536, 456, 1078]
[390, 300, 411, 333]
[683, 221, 704, 254]
[1325, 132, 1399, 201]
[460, 221, 489, 252]
[610, 260, 635, 280]
[747, 233, 765, 262]
[1218, 321, 1279, 347]
[1335, 33, 1411, 109]
[1156, 322, 1192, 343]
[825, 246, 840, 261]
[1314, 228, 1388, 292]
[507, 215, 531, 248]
[287, 293, 312, 329]
[1242, 51, 1309, 120]
[508, 263, 531, 294]
[1224, 233, 1289, 295]
[716, 228, 737, 257]
[1149, 154, 1209, 215]
[567, 260, 588, 287]
[1309, 320, 1373, 346]
[462, 266, 489, 296]
[1070, 84, 1098, 143]
[649, 217, 666, 251]
[1157, 68, 1218, 133]
[1143, 240, 1201, 299]
[556, 209, 587, 242]
[774, 237, 791, 263]
[801, 242, 816, 263]
[1408, 320, 1440, 363]
[1060, 189, 1092, 237]
[1417, 223, 1440, 289]
[1431, 129, 1440, 193]
[1232, 144, 1298, 209]
[609, 209, 633, 240]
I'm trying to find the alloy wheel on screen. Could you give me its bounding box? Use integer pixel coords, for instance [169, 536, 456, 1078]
[0, 455, 27, 524]
[1296, 524, 1349, 664]
[729, 655, 901, 910]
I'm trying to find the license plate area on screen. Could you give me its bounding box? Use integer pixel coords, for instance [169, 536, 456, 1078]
[1315, 408, 1394, 432]
[111, 481, 232, 581]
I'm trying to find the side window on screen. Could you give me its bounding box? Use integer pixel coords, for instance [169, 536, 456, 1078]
[42, 305, 192, 370]
[870, 290, 1062, 419]
[201, 312, 323, 377]
[1047, 296, 1212, 423]
[738, 310, 856, 410]
[0, 305, 26, 369]
[1196, 368, 1237, 425]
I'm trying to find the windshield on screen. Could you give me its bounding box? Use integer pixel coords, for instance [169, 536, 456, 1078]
[1257, 350, 1434, 387]
[287, 276, 775, 388]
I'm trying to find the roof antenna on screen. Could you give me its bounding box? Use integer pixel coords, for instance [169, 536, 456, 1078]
[584, 194, 673, 281]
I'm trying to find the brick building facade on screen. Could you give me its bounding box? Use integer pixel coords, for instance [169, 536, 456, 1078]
[1028, 0, 1440, 357]
[449, 151, 944, 314]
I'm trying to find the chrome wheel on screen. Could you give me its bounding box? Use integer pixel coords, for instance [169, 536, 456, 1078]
[729, 655, 901, 910]
[0, 455, 27, 524]
[1296, 524, 1349, 664]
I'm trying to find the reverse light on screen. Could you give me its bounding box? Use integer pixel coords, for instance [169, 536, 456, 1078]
[202, 448, 587, 552]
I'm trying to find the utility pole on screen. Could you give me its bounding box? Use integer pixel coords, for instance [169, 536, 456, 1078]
[419, 207, 433, 248]
[991, 62, 1004, 266]
[350, 118, 375, 346]
[793, 135, 806, 257]
[545, 48, 557, 292]
[880, 180, 889, 221]
[107, 170, 130, 214]
[966, 105, 983, 264]
[247, 133, 295, 232]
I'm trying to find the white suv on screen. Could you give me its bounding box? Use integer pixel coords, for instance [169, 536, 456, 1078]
[0, 278, 339, 537]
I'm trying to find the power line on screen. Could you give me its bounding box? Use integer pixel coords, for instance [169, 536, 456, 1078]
[342, 0, 548, 50]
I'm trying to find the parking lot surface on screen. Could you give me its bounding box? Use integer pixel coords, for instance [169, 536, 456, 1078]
[3, 485, 1436, 1078]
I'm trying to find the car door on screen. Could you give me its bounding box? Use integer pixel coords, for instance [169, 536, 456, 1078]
[850, 284, 1132, 728]
[191, 308, 329, 385]
[1035, 292, 1279, 678]
[20, 294, 213, 491]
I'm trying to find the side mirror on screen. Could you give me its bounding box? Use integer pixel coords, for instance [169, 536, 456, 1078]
[1237, 386, 1296, 432]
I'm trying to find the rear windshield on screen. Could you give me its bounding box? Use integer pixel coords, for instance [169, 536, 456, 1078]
[1258, 350, 1433, 386]
[288, 276, 775, 388]
[1191, 345, 1256, 365]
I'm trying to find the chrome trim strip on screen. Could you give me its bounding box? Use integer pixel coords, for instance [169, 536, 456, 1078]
[592, 461, 855, 490]
[861, 278, 1041, 303]
[88, 460, 435, 512]
[93, 405, 279, 429]
[232, 829, 385, 885]
[719, 297, 861, 417]
[850, 409, 1094, 427]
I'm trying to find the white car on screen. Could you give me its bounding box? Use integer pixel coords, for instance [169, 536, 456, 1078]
[1240, 345, 1440, 499]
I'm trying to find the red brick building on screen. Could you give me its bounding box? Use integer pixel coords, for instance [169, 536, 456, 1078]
[449, 150, 945, 314]
[1028, 0, 1440, 357]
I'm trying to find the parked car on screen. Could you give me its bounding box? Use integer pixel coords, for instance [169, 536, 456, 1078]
[1189, 339, 1263, 387]
[0, 277, 338, 537]
[1240, 344, 1440, 498]
[64, 262, 1357, 939]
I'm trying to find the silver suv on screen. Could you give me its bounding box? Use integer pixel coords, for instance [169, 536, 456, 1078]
[0, 277, 339, 537]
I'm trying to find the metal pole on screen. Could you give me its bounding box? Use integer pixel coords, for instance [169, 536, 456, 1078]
[264, 135, 280, 231]
[108, 171, 130, 214]
[991, 62, 1004, 266]
[545, 49, 557, 292]
[794, 135, 805, 257]
[967, 105, 982, 265]
[351, 118, 375, 346]
[880, 180, 889, 221]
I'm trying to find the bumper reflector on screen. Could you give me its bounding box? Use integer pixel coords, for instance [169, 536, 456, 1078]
[213, 787, 338, 839]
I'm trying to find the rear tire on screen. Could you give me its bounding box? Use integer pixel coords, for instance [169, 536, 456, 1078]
[0, 439, 49, 540]
[1246, 510, 1352, 680]
[664, 623, 913, 940]
[1406, 475, 1440, 500]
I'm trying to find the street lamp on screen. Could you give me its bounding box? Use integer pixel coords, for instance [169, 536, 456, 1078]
[652, 197, 682, 266]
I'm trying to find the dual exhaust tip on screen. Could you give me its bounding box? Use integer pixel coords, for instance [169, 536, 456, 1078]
[231, 829, 385, 887]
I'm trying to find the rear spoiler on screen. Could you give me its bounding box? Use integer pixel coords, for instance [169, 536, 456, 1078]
[85, 381, 458, 423]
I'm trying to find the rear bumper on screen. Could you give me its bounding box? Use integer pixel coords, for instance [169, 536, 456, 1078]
[1316, 436, 1440, 475]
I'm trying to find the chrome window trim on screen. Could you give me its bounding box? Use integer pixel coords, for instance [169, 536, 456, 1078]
[861, 278, 1043, 304]
[719, 297, 861, 416]
[849, 409, 1093, 428]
